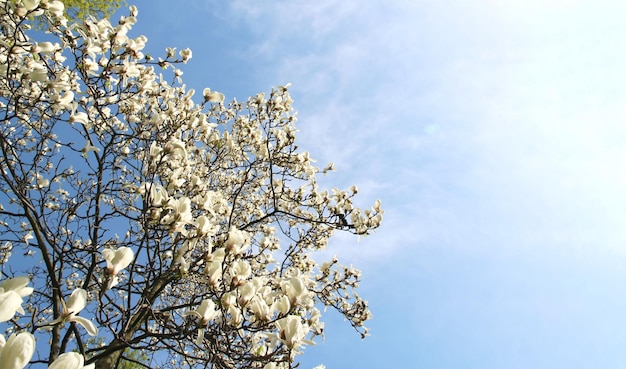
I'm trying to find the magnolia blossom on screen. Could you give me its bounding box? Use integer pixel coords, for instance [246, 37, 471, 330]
[275, 315, 308, 349]
[142, 182, 169, 208]
[164, 138, 188, 161]
[179, 48, 192, 62]
[35, 41, 57, 54]
[44, 0, 65, 16]
[281, 277, 311, 306]
[0, 277, 33, 298]
[225, 227, 247, 254]
[0, 277, 33, 322]
[0, 332, 35, 369]
[102, 247, 134, 275]
[229, 259, 252, 287]
[161, 197, 193, 233]
[220, 292, 243, 326]
[272, 295, 290, 316]
[204, 248, 226, 284]
[183, 299, 219, 344]
[49, 289, 98, 336]
[28, 63, 47, 82]
[69, 112, 89, 126]
[102, 247, 134, 289]
[184, 299, 219, 324]
[203, 88, 225, 103]
[81, 141, 100, 157]
[48, 352, 94, 369]
[249, 296, 271, 322]
[195, 215, 217, 236]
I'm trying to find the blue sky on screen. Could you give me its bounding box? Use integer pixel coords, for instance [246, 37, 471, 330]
[124, 1, 626, 368]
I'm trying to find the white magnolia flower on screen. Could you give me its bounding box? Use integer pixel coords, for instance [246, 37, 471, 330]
[28, 63, 47, 82]
[204, 248, 225, 284]
[183, 299, 219, 344]
[0, 276, 34, 298]
[36, 41, 56, 54]
[48, 352, 94, 369]
[281, 277, 310, 306]
[238, 281, 257, 306]
[102, 247, 134, 289]
[226, 305, 243, 326]
[179, 48, 192, 62]
[0, 332, 35, 369]
[275, 315, 307, 349]
[49, 289, 98, 336]
[69, 112, 89, 126]
[184, 299, 219, 325]
[229, 260, 252, 286]
[164, 138, 187, 160]
[148, 142, 163, 161]
[203, 88, 225, 103]
[195, 215, 217, 236]
[142, 182, 168, 207]
[102, 247, 134, 275]
[36, 175, 49, 188]
[57, 91, 74, 110]
[225, 227, 247, 254]
[249, 296, 271, 322]
[0, 277, 33, 322]
[81, 141, 100, 157]
[161, 197, 193, 232]
[272, 295, 290, 316]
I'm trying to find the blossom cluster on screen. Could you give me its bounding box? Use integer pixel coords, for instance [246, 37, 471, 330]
[0, 1, 383, 368]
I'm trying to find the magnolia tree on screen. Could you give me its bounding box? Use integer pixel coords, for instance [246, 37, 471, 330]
[0, 1, 383, 368]
[32, 0, 123, 29]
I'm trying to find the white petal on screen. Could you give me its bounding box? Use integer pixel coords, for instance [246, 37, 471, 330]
[46, 0, 64, 14]
[71, 316, 98, 336]
[0, 291, 23, 323]
[81, 141, 100, 155]
[106, 276, 119, 289]
[194, 327, 205, 345]
[0, 332, 35, 369]
[22, 0, 41, 11]
[102, 248, 113, 263]
[198, 299, 217, 322]
[112, 247, 134, 272]
[66, 289, 87, 315]
[48, 352, 83, 369]
[0, 277, 33, 297]
[182, 310, 201, 319]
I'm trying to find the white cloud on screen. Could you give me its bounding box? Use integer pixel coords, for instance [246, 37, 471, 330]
[173, 0, 626, 266]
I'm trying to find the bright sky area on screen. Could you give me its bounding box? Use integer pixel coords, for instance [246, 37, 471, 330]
[121, 1, 626, 368]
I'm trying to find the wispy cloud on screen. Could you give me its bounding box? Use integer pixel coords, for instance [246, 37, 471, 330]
[203, 0, 626, 264]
